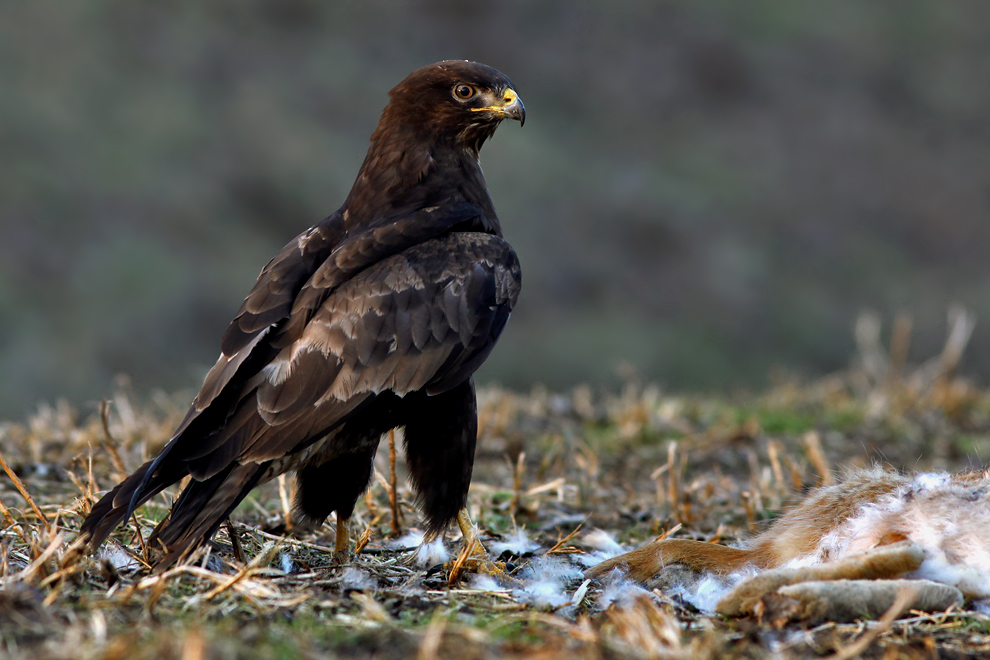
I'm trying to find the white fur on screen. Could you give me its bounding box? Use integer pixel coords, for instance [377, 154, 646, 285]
[775, 471, 990, 598]
[339, 566, 377, 591]
[98, 544, 140, 572]
[581, 529, 626, 557]
[491, 528, 539, 556]
[804, 472, 989, 597]
[596, 573, 652, 610]
[466, 573, 503, 592]
[386, 530, 450, 567]
[415, 538, 450, 567]
[514, 556, 584, 609]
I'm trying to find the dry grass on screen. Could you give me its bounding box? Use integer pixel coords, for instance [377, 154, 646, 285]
[2, 314, 990, 659]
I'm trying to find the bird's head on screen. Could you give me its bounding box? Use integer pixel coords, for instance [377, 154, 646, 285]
[382, 60, 525, 153]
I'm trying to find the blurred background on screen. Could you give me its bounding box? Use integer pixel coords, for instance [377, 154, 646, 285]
[3, 0, 990, 419]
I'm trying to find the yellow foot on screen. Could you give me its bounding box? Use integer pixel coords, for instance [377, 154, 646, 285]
[446, 509, 512, 585]
[332, 515, 352, 563]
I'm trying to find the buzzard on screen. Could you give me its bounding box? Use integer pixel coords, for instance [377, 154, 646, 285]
[80, 61, 524, 569]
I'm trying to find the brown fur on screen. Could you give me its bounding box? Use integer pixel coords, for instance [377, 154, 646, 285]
[587, 467, 990, 593]
[586, 539, 755, 581]
[715, 542, 925, 616]
[588, 470, 906, 580]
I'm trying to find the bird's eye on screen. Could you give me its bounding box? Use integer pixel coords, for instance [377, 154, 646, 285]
[453, 84, 477, 100]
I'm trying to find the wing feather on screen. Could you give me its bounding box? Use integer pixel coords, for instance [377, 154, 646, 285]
[127, 232, 519, 507]
[174, 202, 486, 445]
[222, 221, 343, 356]
[225, 232, 519, 465]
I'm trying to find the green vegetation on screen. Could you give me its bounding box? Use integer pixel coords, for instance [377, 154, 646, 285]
[1, 343, 988, 659]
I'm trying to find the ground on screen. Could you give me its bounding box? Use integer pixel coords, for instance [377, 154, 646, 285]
[2, 332, 990, 659]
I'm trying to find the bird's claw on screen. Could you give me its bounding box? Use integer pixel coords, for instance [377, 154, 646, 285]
[445, 534, 515, 585]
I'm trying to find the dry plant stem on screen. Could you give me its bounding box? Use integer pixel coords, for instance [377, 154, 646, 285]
[131, 562, 260, 597]
[363, 482, 379, 520]
[99, 400, 127, 475]
[87, 451, 100, 497]
[351, 592, 391, 623]
[651, 463, 669, 507]
[938, 305, 975, 379]
[248, 526, 337, 555]
[0, 448, 49, 526]
[181, 630, 206, 660]
[656, 522, 682, 542]
[680, 493, 693, 525]
[417, 612, 447, 660]
[823, 586, 918, 660]
[602, 593, 682, 657]
[546, 521, 584, 555]
[388, 428, 401, 537]
[277, 474, 292, 529]
[131, 514, 147, 557]
[855, 312, 886, 385]
[4, 347, 990, 657]
[746, 449, 764, 507]
[525, 477, 566, 497]
[767, 441, 786, 495]
[741, 492, 757, 532]
[40, 537, 88, 606]
[145, 573, 169, 615]
[509, 451, 526, 516]
[886, 314, 913, 388]
[667, 442, 681, 522]
[226, 520, 246, 564]
[0, 494, 24, 539]
[17, 532, 63, 584]
[64, 467, 95, 511]
[199, 545, 273, 601]
[803, 431, 834, 486]
[781, 455, 805, 491]
[353, 522, 372, 555]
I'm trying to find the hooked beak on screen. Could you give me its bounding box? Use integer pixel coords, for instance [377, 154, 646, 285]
[472, 88, 526, 127]
[499, 88, 526, 126]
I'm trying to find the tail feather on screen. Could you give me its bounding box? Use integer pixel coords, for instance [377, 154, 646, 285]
[148, 462, 268, 571]
[585, 539, 762, 582]
[79, 458, 188, 549]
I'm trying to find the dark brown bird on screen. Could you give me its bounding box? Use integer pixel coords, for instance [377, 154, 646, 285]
[80, 60, 524, 569]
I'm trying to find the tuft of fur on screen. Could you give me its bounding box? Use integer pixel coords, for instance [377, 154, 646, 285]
[491, 528, 539, 556]
[514, 556, 585, 609]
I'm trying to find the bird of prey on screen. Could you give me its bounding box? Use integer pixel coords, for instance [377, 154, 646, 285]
[80, 60, 524, 570]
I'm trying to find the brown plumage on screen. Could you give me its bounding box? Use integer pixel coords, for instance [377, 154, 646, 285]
[80, 61, 525, 569]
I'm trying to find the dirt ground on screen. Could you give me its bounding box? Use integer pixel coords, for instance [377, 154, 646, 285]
[2, 331, 990, 659]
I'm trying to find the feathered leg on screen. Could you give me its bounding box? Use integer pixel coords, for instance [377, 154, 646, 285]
[294, 449, 377, 555]
[403, 379, 501, 580]
[403, 379, 478, 538]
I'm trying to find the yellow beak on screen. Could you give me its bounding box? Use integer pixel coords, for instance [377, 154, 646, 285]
[471, 88, 526, 126]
